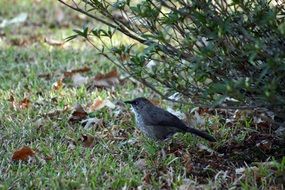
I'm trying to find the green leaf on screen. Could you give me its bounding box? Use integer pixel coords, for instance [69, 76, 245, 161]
[65, 35, 78, 42]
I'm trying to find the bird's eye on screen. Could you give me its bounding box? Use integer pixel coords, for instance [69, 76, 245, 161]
[134, 101, 138, 105]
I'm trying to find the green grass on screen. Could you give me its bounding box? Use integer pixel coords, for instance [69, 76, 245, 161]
[0, 0, 284, 189]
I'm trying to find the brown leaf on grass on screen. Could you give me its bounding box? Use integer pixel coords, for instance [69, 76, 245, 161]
[196, 107, 210, 115]
[44, 37, 64, 47]
[88, 69, 119, 89]
[63, 66, 91, 77]
[143, 172, 151, 184]
[68, 104, 88, 123]
[12, 146, 35, 161]
[19, 97, 30, 109]
[52, 79, 63, 90]
[90, 98, 104, 111]
[87, 98, 115, 112]
[79, 134, 95, 148]
[8, 95, 31, 109]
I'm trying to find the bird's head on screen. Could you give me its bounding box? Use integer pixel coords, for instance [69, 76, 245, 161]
[124, 97, 152, 112]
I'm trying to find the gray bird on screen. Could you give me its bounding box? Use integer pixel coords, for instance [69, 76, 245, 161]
[125, 97, 216, 142]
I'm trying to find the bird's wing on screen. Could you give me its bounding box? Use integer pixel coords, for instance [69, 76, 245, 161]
[147, 107, 188, 130]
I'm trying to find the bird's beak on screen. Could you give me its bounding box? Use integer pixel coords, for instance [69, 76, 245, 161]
[124, 100, 133, 104]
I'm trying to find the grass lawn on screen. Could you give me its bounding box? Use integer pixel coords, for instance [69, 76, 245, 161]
[0, 0, 284, 189]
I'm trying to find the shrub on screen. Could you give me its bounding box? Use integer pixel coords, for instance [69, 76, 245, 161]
[60, 0, 285, 121]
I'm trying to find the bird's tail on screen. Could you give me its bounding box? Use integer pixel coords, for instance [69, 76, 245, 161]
[185, 127, 216, 142]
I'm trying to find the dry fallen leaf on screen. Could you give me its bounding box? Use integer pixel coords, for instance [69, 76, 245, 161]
[19, 97, 30, 109]
[143, 172, 151, 184]
[63, 66, 91, 77]
[88, 69, 119, 89]
[69, 104, 88, 123]
[8, 95, 31, 109]
[12, 146, 35, 161]
[52, 79, 63, 90]
[90, 98, 104, 111]
[88, 98, 115, 112]
[79, 134, 95, 148]
[44, 37, 64, 47]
